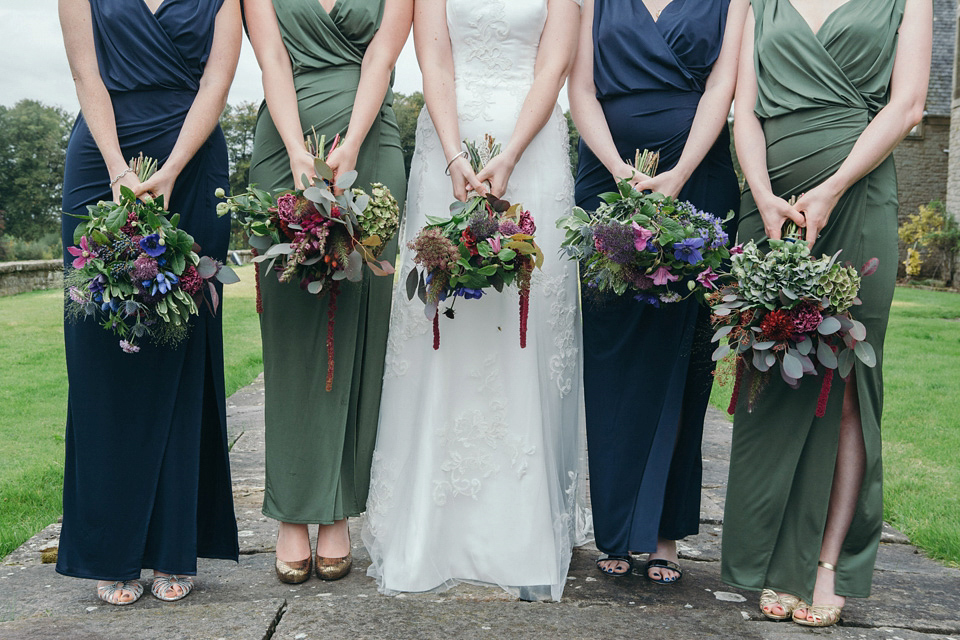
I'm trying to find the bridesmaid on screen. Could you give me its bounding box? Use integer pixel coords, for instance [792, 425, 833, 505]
[243, 0, 411, 583]
[722, 0, 931, 627]
[569, 0, 746, 581]
[57, 0, 242, 604]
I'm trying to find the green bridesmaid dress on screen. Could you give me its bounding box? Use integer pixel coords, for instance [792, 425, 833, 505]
[247, 0, 406, 524]
[721, 0, 905, 603]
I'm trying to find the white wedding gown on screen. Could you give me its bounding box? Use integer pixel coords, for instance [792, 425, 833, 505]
[362, 0, 590, 602]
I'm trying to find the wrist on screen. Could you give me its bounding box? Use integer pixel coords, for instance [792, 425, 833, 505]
[338, 136, 361, 156]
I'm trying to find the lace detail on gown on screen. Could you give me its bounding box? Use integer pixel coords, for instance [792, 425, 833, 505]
[363, 0, 589, 602]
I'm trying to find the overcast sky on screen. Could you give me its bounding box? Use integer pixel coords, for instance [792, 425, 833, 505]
[1, 1, 569, 116]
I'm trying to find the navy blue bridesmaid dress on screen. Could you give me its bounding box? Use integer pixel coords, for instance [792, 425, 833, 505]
[56, 0, 238, 580]
[575, 0, 739, 558]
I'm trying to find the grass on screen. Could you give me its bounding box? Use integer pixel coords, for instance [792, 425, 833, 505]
[0, 264, 263, 558]
[708, 286, 960, 566]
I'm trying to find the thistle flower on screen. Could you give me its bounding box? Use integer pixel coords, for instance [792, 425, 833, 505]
[467, 210, 499, 239]
[593, 222, 636, 265]
[131, 254, 159, 281]
[499, 220, 521, 236]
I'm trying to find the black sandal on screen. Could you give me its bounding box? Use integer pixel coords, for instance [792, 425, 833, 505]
[645, 558, 682, 584]
[596, 554, 633, 577]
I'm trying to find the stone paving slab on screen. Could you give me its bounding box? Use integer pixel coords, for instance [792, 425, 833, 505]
[3, 374, 959, 640]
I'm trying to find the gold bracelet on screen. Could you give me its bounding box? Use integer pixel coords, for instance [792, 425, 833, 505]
[109, 167, 133, 188]
[444, 150, 469, 176]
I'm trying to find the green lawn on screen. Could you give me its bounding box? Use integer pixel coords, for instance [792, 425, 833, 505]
[709, 286, 960, 566]
[0, 265, 263, 558]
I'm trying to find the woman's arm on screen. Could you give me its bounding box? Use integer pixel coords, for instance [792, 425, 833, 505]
[794, 0, 931, 247]
[475, 0, 581, 197]
[567, 0, 639, 187]
[59, 0, 142, 201]
[636, 0, 749, 198]
[325, 0, 414, 189]
[414, 0, 485, 201]
[732, 5, 805, 240]
[138, 0, 242, 207]
[245, 0, 318, 189]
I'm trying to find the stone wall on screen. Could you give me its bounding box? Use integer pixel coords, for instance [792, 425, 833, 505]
[894, 116, 951, 223]
[0, 260, 63, 297]
[0, 251, 254, 298]
[948, 2, 960, 226]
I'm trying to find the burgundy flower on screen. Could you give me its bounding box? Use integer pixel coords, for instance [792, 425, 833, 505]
[180, 264, 204, 295]
[131, 253, 159, 281]
[759, 310, 794, 342]
[461, 228, 479, 256]
[518, 209, 536, 235]
[790, 302, 823, 334]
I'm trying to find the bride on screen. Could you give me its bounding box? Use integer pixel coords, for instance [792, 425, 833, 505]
[362, 0, 588, 601]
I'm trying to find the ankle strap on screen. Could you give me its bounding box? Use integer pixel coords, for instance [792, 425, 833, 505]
[817, 560, 837, 572]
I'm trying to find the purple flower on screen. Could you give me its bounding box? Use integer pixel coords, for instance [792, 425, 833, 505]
[467, 211, 499, 240]
[730, 244, 744, 255]
[119, 339, 140, 353]
[487, 235, 501, 254]
[139, 233, 166, 257]
[148, 270, 179, 295]
[499, 220, 521, 236]
[88, 273, 107, 295]
[696, 267, 719, 290]
[651, 266, 679, 286]
[593, 222, 636, 265]
[673, 237, 704, 264]
[634, 293, 660, 308]
[131, 253, 159, 280]
[68, 236, 98, 269]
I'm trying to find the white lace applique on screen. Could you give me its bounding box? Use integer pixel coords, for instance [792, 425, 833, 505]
[365, 450, 396, 539]
[537, 270, 579, 397]
[432, 354, 536, 505]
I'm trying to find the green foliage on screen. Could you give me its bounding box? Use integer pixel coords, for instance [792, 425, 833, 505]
[0, 233, 62, 262]
[899, 201, 960, 286]
[564, 110, 579, 178]
[0, 100, 73, 241]
[392, 91, 424, 179]
[220, 102, 260, 250]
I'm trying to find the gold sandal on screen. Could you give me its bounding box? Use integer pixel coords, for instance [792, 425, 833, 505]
[759, 589, 800, 621]
[792, 561, 843, 627]
[97, 580, 143, 606]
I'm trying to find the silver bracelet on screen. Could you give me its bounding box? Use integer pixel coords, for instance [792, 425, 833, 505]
[109, 167, 133, 188]
[444, 150, 469, 176]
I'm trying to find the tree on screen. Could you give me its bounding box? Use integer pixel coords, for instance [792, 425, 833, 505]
[220, 101, 259, 196]
[0, 100, 73, 240]
[392, 91, 424, 178]
[564, 110, 579, 178]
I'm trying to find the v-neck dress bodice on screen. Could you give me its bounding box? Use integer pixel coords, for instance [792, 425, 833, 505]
[722, 0, 906, 604]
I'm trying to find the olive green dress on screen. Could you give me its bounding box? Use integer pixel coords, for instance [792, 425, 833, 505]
[721, 0, 905, 603]
[247, 0, 405, 524]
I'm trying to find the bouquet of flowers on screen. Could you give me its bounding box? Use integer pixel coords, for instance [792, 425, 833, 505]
[556, 151, 731, 306]
[405, 135, 543, 349]
[709, 222, 878, 416]
[219, 133, 400, 390]
[65, 155, 238, 353]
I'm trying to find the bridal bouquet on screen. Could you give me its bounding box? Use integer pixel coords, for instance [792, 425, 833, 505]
[405, 135, 543, 350]
[65, 155, 238, 353]
[219, 133, 400, 390]
[709, 222, 878, 416]
[556, 160, 731, 306]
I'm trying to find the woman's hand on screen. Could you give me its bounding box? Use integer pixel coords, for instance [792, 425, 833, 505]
[635, 168, 687, 199]
[794, 182, 842, 249]
[111, 170, 142, 204]
[755, 191, 806, 241]
[136, 168, 178, 210]
[290, 148, 318, 190]
[325, 140, 359, 195]
[447, 154, 487, 202]
[609, 160, 649, 192]
[475, 152, 517, 198]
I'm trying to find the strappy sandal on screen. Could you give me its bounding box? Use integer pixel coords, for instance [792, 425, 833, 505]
[151, 574, 194, 602]
[97, 580, 143, 606]
[759, 588, 800, 620]
[792, 561, 843, 627]
[595, 553, 633, 577]
[645, 558, 682, 584]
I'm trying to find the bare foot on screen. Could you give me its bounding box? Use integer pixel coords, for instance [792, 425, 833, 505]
[596, 555, 631, 575]
[647, 538, 680, 582]
[316, 518, 350, 558]
[152, 572, 191, 600]
[276, 522, 311, 562]
[96, 580, 140, 604]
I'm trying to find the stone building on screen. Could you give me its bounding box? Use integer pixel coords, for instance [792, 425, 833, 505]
[893, 0, 956, 228]
[948, 0, 960, 226]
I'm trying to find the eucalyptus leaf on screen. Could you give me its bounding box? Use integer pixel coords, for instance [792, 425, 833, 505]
[196, 255, 218, 278]
[816, 340, 838, 369]
[248, 234, 273, 252]
[405, 267, 419, 300]
[712, 343, 731, 361]
[782, 352, 803, 380]
[854, 340, 877, 367]
[817, 316, 842, 335]
[335, 170, 358, 190]
[848, 319, 867, 341]
[307, 280, 324, 295]
[216, 265, 240, 284]
[712, 325, 734, 343]
[838, 348, 855, 378]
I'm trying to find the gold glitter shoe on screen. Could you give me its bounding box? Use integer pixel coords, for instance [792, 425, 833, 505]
[275, 555, 312, 584]
[315, 551, 352, 581]
[759, 589, 800, 621]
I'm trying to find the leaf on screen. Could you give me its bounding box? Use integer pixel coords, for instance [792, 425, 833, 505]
[265, 242, 294, 257]
[711, 325, 734, 343]
[377, 259, 395, 275]
[314, 157, 334, 182]
[795, 335, 812, 355]
[336, 170, 358, 190]
[477, 265, 498, 276]
[817, 316, 842, 335]
[406, 267, 420, 300]
[779, 364, 800, 388]
[854, 340, 877, 367]
[838, 348, 856, 378]
[207, 280, 220, 313]
[196, 255, 218, 279]
[752, 349, 770, 372]
[752, 340, 775, 351]
[216, 265, 240, 284]
[490, 272, 505, 292]
[782, 352, 803, 380]
[861, 257, 879, 277]
[848, 319, 867, 341]
[353, 194, 370, 214]
[344, 250, 363, 282]
[816, 340, 838, 368]
[248, 234, 273, 252]
[307, 280, 324, 295]
[497, 248, 517, 262]
[170, 252, 186, 275]
[712, 343, 731, 361]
